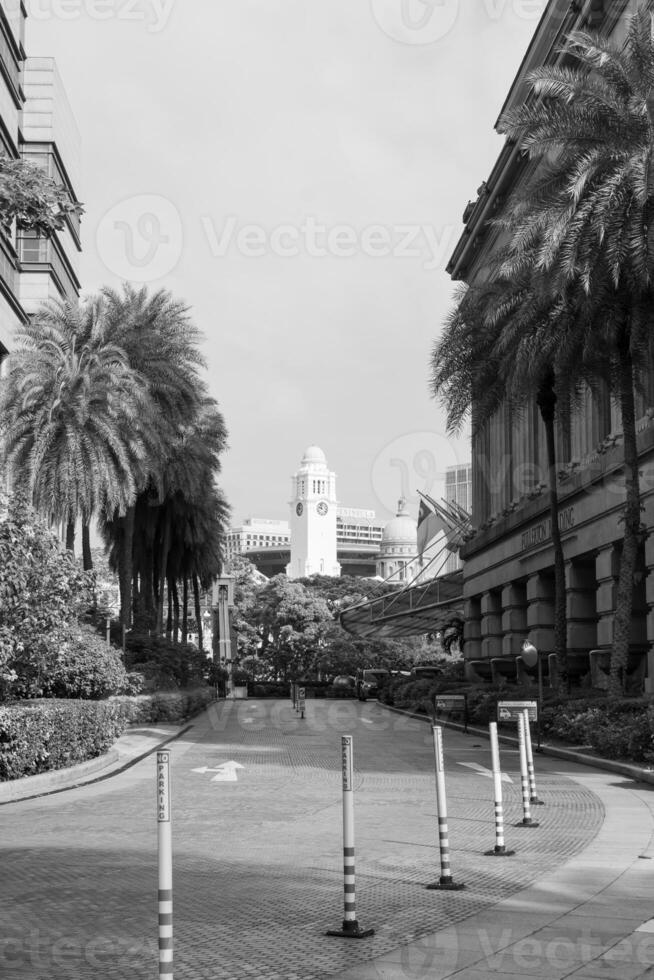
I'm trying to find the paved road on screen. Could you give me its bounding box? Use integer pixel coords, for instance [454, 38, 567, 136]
[1, 699, 605, 979]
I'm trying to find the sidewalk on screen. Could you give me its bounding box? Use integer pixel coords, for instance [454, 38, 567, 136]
[331, 706, 654, 980]
[0, 720, 191, 805]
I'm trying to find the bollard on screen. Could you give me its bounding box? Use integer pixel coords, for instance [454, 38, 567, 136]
[157, 751, 174, 979]
[298, 686, 306, 720]
[485, 722, 515, 856]
[523, 709, 544, 805]
[515, 714, 539, 828]
[427, 726, 465, 890]
[326, 736, 374, 938]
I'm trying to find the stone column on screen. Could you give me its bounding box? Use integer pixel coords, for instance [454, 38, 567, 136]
[463, 597, 481, 661]
[501, 582, 527, 658]
[645, 534, 654, 693]
[481, 591, 502, 660]
[595, 545, 617, 651]
[566, 559, 597, 655]
[526, 572, 554, 655]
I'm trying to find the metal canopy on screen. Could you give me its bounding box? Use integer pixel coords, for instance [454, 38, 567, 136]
[339, 572, 464, 639]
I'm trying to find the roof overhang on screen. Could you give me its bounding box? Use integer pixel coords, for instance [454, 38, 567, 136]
[339, 572, 464, 639]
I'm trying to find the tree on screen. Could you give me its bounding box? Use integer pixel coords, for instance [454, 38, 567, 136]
[0, 154, 83, 237]
[0, 297, 156, 568]
[496, 9, 654, 691]
[431, 269, 582, 673]
[255, 575, 333, 680]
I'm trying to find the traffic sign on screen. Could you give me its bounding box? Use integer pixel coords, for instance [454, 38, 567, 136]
[434, 695, 466, 712]
[497, 700, 537, 722]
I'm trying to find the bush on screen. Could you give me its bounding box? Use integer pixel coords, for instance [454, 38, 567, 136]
[110, 687, 214, 725]
[0, 699, 128, 780]
[124, 633, 209, 689]
[10, 623, 130, 701]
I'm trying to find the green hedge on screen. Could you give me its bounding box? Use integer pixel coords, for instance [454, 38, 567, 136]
[110, 687, 214, 724]
[0, 700, 128, 781]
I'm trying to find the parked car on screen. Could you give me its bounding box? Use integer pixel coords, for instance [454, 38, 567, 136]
[331, 674, 357, 692]
[410, 665, 443, 681]
[356, 668, 390, 701]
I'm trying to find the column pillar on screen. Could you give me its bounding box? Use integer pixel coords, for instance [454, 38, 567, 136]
[501, 581, 527, 658]
[463, 596, 481, 660]
[526, 572, 554, 655]
[595, 545, 617, 651]
[481, 590, 502, 660]
[566, 558, 597, 656]
[645, 535, 654, 692]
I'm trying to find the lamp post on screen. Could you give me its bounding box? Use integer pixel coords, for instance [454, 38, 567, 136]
[521, 639, 542, 750]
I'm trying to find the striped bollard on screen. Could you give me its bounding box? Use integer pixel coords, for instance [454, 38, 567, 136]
[515, 714, 539, 828]
[326, 736, 374, 938]
[156, 751, 174, 979]
[427, 726, 465, 890]
[485, 722, 515, 856]
[523, 709, 544, 805]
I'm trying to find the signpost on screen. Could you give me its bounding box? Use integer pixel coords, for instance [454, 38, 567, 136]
[298, 687, 306, 720]
[434, 694, 468, 732]
[156, 751, 173, 979]
[520, 639, 543, 748]
[497, 700, 537, 722]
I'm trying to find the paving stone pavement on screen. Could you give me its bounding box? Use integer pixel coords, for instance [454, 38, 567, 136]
[0, 699, 610, 979]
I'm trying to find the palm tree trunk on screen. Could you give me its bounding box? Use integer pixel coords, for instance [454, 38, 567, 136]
[193, 573, 203, 652]
[170, 575, 179, 643]
[610, 342, 641, 694]
[166, 583, 173, 640]
[182, 576, 189, 644]
[65, 520, 75, 553]
[537, 372, 567, 679]
[156, 508, 171, 635]
[118, 505, 136, 633]
[82, 522, 93, 571]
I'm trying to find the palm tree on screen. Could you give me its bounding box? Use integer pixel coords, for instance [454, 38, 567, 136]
[98, 284, 209, 630]
[0, 297, 153, 569]
[431, 268, 580, 672]
[496, 8, 654, 691]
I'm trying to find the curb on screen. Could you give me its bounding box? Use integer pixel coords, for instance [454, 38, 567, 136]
[378, 700, 654, 786]
[0, 724, 193, 806]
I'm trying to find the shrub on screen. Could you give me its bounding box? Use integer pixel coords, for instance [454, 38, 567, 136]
[0, 699, 128, 780]
[124, 633, 209, 689]
[110, 687, 214, 725]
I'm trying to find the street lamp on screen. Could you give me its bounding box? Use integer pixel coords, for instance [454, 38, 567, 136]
[521, 639, 542, 750]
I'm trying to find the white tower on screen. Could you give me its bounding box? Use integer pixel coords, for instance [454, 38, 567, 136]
[287, 446, 341, 579]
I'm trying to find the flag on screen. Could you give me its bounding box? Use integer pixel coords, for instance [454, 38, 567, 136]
[417, 495, 449, 555]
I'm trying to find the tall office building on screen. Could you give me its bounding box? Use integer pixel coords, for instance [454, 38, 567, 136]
[0, 3, 81, 371]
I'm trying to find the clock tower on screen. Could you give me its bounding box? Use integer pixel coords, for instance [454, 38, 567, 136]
[287, 445, 341, 579]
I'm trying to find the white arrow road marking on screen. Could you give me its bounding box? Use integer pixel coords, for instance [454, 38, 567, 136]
[192, 762, 245, 782]
[458, 762, 513, 783]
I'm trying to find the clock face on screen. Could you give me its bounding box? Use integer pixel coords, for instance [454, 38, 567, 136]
[316, 501, 328, 516]
[296, 502, 304, 516]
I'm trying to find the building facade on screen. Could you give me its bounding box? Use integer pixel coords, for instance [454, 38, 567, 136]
[447, 0, 654, 687]
[0, 2, 81, 371]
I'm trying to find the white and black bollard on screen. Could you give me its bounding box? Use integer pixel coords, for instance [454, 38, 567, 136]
[427, 726, 465, 890]
[485, 722, 515, 857]
[157, 751, 174, 979]
[515, 713, 539, 828]
[298, 686, 306, 720]
[326, 736, 374, 938]
[523, 709, 544, 806]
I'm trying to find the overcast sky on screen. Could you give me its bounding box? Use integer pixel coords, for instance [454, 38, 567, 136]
[28, 0, 547, 526]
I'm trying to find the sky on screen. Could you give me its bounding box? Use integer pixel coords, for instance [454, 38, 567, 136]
[27, 0, 548, 527]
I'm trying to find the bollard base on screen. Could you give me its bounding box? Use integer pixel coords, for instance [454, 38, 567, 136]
[530, 797, 545, 806]
[426, 877, 465, 891]
[484, 847, 516, 856]
[326, 920, 374, 939]
[514, 819, 539, 827]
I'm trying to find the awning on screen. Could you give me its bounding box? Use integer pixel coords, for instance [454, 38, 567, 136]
[339, 571, 464, 639]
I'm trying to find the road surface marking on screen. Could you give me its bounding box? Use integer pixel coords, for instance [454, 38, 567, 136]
[458, 762, 513, 783]
[192, 763, 245, 782]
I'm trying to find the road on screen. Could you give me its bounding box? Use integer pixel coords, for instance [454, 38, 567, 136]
[1, 698, 605, 980]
